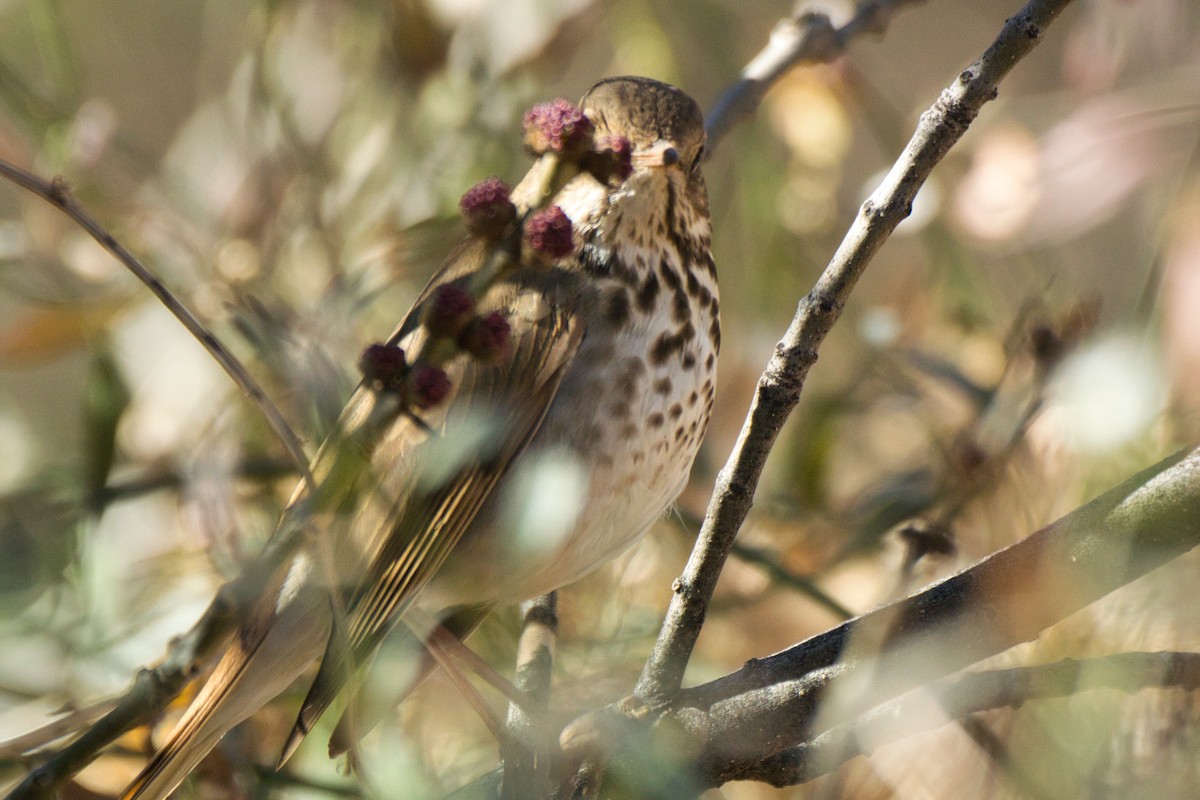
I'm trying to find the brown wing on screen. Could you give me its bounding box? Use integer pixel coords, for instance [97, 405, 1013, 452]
[280, 257, 586, 760]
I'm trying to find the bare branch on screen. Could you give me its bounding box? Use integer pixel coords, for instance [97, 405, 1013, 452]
[727, 651, 1200, 787]
[502, 593, 559, 800]
[0, 161, 315, 489]
[0, 699, 118, 760]
[636, 0, 1079, 704]
[670, 445, 1200, 785]
[705, 0, 927, 151]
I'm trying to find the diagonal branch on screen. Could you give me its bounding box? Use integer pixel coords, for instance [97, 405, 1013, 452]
[0, 161, 315, 489]
[636, 0, 1079, 704]
[672, 444, 1200, 784]
[705, 0, 927, 150]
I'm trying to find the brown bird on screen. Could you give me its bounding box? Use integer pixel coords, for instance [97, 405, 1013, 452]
[122, 76, 718, 799]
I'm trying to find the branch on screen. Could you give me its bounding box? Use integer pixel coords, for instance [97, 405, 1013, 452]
[728, 651, 1200, 787]
[671, 445, 1200, 785]
[705, 0, 927, 151]
[501, 594, 558, 800]
[635, 0, 1078, 703]
[0, 162, 315, 489]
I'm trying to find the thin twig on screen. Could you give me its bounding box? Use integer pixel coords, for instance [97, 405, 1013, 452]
[0, 698, 119, 759]
[636, 0, 1078, 704]
[705, 0, 927, 151]
[0, 160, 315, 489]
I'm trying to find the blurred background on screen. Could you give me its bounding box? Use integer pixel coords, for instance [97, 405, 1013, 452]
[1, 0, 1200, 797]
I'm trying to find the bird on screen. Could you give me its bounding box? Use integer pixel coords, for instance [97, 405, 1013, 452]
[120, 75, 718, 800]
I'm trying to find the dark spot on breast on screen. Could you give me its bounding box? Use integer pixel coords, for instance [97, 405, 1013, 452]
[660, 258, 683, 291]
[613, 358, 644, 402]
[650, 331, 683, 364]
[709, 317, 721, 351]
[674, 426, 686, 442]
[705, 353, 715, 370]
[686, 268, 700, 296]
[687, 392, 698, 407]
[648, 412, 665, 429]
[682, 352, 696, 369]
[637, 272, 660, 312]
[603, 287, 631, 327]
[653, 377, 672, 394]
[669, 403, 683, 420]
[610, 400, 631, 419]
[623, 423, 640, 440]
[672, 289, 690, 322]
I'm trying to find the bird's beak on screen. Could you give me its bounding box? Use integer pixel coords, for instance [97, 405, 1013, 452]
[632, 139, 682, 169]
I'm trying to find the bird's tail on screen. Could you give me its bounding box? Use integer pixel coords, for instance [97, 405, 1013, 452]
[121, 594, 330, 800]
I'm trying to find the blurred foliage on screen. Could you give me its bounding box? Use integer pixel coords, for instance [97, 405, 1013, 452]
[1, 0, 1200, 798]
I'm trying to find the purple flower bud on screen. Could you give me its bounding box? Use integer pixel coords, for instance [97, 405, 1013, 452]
[459, 178, 516, 238]
[522, 99, 595, 157]
[523, 205, 575, 260]
[425, 284, 476, 337]
[410, 364, 452, 409]
[359, 342, 408, 390]
[586, 135, 633, 184]
[459, 311, 511, 362]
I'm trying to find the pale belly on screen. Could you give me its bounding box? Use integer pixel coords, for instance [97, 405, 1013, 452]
[426, 275, 718, 609]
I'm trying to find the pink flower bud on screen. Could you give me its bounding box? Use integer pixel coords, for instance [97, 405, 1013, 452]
[459, 178, 516, 238]
[359, 343, 408, 390]
[459, 311, 511, 362]
[425, 284, 475, 337]
[586, 135, 633, 184]
[523, 99, 595, 157]
[410, 364, 452, 409]
[523, 205, 575, 260]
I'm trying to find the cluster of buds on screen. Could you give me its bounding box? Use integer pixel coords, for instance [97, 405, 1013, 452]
[359, 342, 451, 409]
[458, 176, 577, 264]
[523, 99, 633, 187]
[361, 96, 627, 415]
[359, 284, 512, 411]
[424, 284, 512, 362]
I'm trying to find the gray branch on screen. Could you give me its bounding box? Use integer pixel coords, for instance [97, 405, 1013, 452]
[635, 0, 1079, 704]
[730, 650, 1200, 787]
[705, 0, 928, 150]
